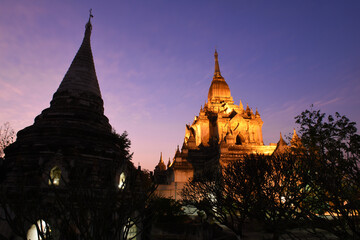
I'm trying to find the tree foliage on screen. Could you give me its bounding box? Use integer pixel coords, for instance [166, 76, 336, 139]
[295, 107, 360, 160]
[0, 122, 15, 158]
[182, 154, 308, 239]
[0, 131, 156, 240]
[295, 108, 360, 239]
[182, 108, 360, 239]
[182, 169, 247, 235]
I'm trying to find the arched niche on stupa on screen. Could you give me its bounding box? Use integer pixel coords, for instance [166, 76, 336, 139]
[48, 166, 61, 186]
[27, 219, 51, 240]
[42, 151, 68, 187]
[118, 172, 126, 190]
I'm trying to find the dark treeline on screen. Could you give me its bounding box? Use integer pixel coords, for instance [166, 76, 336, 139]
[183, 108, 360, 240]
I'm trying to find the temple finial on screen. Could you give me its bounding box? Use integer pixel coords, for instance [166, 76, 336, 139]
[239, 100, 244, 111]
[246, 103, 251, 115]
[214, 49, 222, 78]
[85, 9, 93, 33]
[160, 152, 163, 163]
[291, 128, 301, 146]
[167, 157, 172, 168]
[54, 11, 102, 106]
[89, 8, 94, 21]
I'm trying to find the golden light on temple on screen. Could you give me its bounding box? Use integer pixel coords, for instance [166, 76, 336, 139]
[155, 50, 280, 199]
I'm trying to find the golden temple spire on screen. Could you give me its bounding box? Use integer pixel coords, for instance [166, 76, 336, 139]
[156, 152, 166, 171]
[160, 152, 164, 163]
[175, 145, 181, 157]
[208, 50, 233, 104]
[246, 103, 251, 115]
[293, 128, 298, 137]
[290, 128, 302, 146]
[239, 100, 244, 111]
[255, 108, 260, 117]
[167, 158, 171, 168]
[278, 132, 287, 146]
[214, 49, 223, 79]
[273, 132, 288, 155]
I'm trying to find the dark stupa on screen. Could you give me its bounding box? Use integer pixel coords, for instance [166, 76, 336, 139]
[4, 15, 128, 189]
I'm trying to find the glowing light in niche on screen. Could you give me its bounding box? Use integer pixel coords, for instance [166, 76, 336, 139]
[27, 220, 50, 240]
[48, 166, 61, 186]
[118, 172, 126, 189]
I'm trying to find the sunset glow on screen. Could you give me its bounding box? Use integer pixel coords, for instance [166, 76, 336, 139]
[1, 1, 359, 170]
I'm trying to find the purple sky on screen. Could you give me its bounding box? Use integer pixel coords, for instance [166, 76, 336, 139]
[1, 1, 360, 170]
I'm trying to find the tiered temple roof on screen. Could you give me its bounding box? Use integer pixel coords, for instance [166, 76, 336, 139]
[4, 16, 129, 189]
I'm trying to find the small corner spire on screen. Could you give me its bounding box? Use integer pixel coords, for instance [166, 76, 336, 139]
[275, 132, 288, 153]
[167, 158, 172, 168]
[291, 128, 302, 146]
[239, 100, 244, 111]
[160, 152, 163, 163]
[214, 49, 222, 78]
[246, 103, 251, 115]
[291, 128, 299, 141]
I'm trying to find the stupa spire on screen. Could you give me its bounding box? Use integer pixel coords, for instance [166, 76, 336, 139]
[239, 100, 244, 111]
[156, 152, 166, 171]
[53, 10, 101, 100]
[214, 49, 223, 79]
[293, 128, 298, 138]
[246, 103, 251, 115]
[208, 50, 233, 104]
[291, 128, 301, 146]
[278, 132, 287, 146]
[167, 157, 172, 168]
[160, 152, 164, 163]
[255, 108, 260, 117]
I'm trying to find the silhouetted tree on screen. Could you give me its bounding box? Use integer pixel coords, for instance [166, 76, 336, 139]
[182, 168, 247, 237]
[0, 131, 156, 240]
[295, 108, 360, 239]
[183, 108, 360, 239]
[0, 122, 15, 158]
[244, 154, 310, 239]
[229, 154, 314, 239]
[141, 196, 185, 238]
[182, 155, 309, 239]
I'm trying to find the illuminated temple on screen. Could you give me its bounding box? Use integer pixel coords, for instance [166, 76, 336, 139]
[155, 51, 279, 199]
